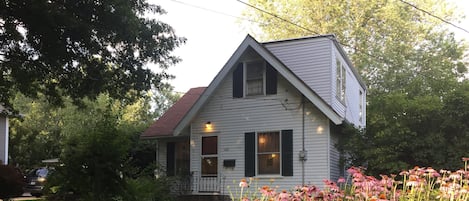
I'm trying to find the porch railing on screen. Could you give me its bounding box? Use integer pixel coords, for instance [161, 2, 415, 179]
[169, 173, 225, 195]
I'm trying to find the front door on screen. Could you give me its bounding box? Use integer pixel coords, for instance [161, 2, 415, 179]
[200, 135, 219, 192]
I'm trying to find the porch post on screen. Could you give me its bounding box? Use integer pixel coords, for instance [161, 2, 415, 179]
[0, 116, 8, 165]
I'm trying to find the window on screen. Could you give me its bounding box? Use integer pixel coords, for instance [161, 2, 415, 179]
[233, 61, 277, 98]
[201, 136, 217, 176]
[336, 59, 346, 102]
[244, 130, 293, 177]
[359, 90, 364, 122]
[257, 132, 280, 174]
[246, 61, 265, 96]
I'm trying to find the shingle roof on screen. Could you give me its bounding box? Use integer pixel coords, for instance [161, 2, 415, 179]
[140, 87, 206, 139]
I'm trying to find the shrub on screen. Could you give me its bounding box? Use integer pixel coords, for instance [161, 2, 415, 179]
[0, 164, 25, 200]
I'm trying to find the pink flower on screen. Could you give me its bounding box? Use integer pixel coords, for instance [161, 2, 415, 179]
[278, 190, 290, 201]
[337, 177, 346, 184]
[239, 178, 249, 188]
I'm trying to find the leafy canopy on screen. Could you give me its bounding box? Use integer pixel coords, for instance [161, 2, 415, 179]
[243, 0, 467, 92]
[0, 0, 185, 109]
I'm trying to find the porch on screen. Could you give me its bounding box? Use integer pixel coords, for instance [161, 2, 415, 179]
[169, 173, 227, 195]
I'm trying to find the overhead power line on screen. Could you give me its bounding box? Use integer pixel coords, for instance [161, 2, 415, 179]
[235, 0, 320, 35]
[235, 0, 398, 66]
[398, 0, 469, 34]
[168, 0, 263, 25]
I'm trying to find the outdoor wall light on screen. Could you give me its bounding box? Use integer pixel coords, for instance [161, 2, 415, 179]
[205, 121, 212, 129]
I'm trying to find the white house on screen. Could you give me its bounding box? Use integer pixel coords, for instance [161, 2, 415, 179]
[142, 34, 366, 195]
[0, 104, 9, 164]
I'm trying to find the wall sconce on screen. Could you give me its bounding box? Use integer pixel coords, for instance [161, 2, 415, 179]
[205, 121, 212, 130]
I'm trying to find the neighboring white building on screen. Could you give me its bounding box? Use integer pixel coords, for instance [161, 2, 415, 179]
[0, 104, 9, 165]
[142, 35, 366, 195]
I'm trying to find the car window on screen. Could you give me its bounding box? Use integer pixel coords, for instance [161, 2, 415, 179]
[29, 168, 49, 177]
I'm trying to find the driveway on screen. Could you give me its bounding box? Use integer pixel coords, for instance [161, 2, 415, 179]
[0, 193, 42, 201]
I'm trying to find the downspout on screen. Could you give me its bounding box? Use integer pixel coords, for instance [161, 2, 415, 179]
[301, 96, 306, 186]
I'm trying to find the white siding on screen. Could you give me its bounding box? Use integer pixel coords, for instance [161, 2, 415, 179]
[329, 129, 341, 182]
[190, 71, 332, 193]
[333, 48, 366, 127]
[0, 117, 8, 164]
[265, 37, 366, 128]
[264, 38, 333, 105]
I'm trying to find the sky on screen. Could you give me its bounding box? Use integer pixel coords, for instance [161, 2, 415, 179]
[150, 0, 469, 93]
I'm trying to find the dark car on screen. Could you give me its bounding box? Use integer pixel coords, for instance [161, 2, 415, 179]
[24, 167, 51, 197]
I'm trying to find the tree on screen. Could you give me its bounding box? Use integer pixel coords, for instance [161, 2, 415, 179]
[45, 94, 154, 201]
[243, 0, 469, 173]
[0, 0, 185, 110]
[8, 93, 63, 168]
[243, 0, 466, 91]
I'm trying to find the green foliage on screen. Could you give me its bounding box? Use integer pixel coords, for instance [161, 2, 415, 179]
[0, 0, 185, 110]
[123, 177, 174, 201]
[8, 86, 178, 169]
[244, 0, 467, 92]
[8, 93, 63, 168]
[40, 92, 180, 201]
[48, 100, 132, 201]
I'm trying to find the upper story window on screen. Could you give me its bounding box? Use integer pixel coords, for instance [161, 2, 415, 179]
[336, 59, 346, 103]
[246, 61, 265, 96]
[233, 60, 277, 98]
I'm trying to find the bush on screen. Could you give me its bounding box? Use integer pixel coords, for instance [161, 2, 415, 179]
[0, 164, 25, 200]
[123, 176, 174, 201]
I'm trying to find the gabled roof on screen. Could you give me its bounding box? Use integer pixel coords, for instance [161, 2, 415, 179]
[141, 87, 206, 139]
[171, 35, 344, 136]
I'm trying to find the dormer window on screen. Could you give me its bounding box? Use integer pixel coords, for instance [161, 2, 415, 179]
[246, 61, 265, 96]
[233, 60, 277, 98]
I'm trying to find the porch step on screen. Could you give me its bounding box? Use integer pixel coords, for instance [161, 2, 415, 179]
[177, 195, 230, 201]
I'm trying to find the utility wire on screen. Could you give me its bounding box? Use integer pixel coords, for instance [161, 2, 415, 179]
[398, 0, 469, 34]
[167, 0, 263, 25]
[236, 0, 320, 35]
[235, 0, 396, 66]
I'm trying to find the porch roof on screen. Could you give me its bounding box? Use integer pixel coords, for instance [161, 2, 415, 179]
[141, 87, 206, 139]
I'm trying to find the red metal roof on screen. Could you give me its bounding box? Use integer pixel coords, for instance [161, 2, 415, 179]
[141, 87, 206, 138]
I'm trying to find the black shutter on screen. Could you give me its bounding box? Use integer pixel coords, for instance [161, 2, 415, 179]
[265, 62, 277, 95]
[245, 132, 256, 177]
[281, 130, 293, 176]
[233, 63, 244, 98]
[166, 142, 175, 176]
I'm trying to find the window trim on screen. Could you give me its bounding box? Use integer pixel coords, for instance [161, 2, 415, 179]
[336, 59, 346, 104]
[244, 60, 266, 97]
[256, 131, 281, 176]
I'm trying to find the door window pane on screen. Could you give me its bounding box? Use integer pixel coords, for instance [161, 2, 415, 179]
[201, 136, 218, 177]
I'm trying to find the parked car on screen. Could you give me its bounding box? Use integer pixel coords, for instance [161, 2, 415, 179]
[24, 167, 52, 197]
